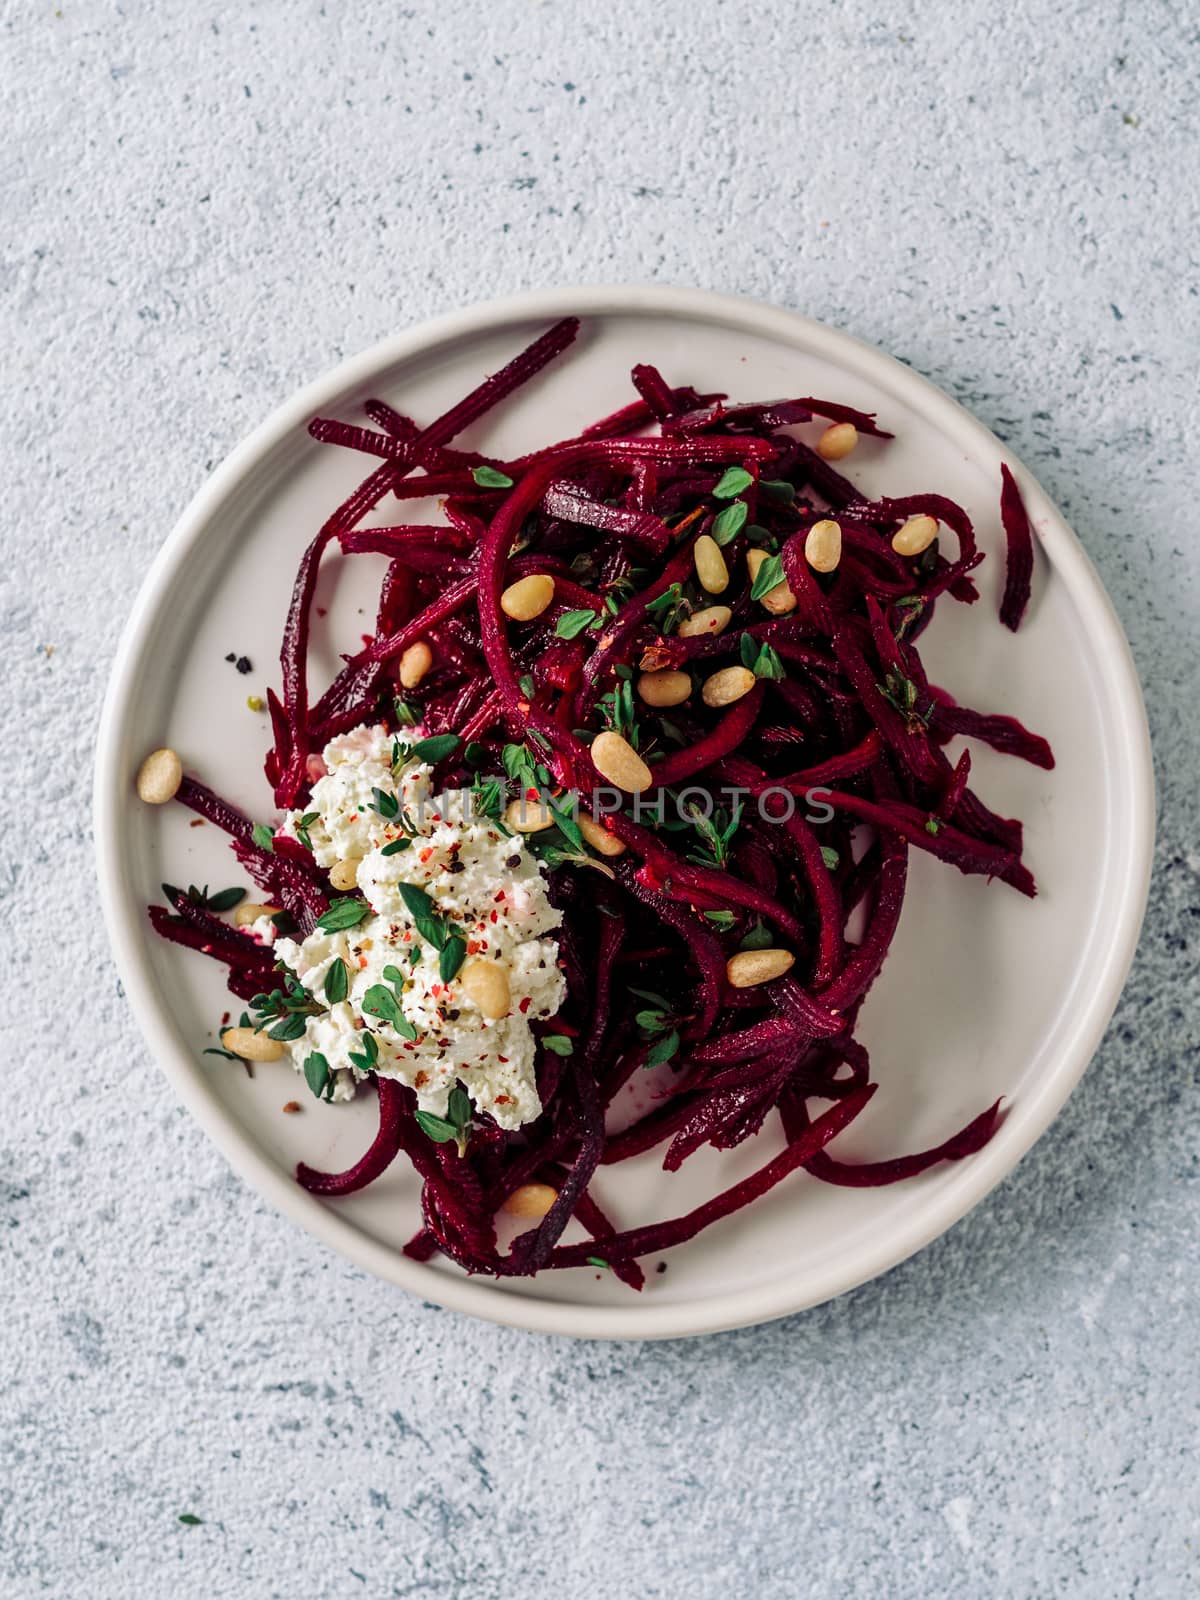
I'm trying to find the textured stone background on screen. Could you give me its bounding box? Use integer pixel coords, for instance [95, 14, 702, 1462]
[2, 1, 1197, 1595]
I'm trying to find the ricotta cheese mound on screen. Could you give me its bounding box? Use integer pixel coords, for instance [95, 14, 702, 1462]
[261, 724, 565, 1130]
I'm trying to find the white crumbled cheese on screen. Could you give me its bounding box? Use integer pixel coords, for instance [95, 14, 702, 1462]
[265, 724, 565, 1130]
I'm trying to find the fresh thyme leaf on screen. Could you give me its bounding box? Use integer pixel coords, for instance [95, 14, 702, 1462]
[820, 846, 840, 871]
[415, 1110, 459, 1143]
[202, 1047, 240, 1061]
[370, 786, 400, 819]
[393, 697, 420, 727]
[925, 816, 942, 835]
[744, 523, 777, 547]
[739, 631, 759, 670]
[397, 882, 448, 948]
[541, 1034, 574, 1057]
[739, 918, 773, 951]
[645, 1028, 680, 1067]
[645, 582, 683, 615]
[703, 909, 737, 930]
[464, 741, 490, 767]
[363, 983, 410, 1035]
[555, 608, 600, 640]
[177, 1514, 204, 1527]
[410, 734, 461, 764]
[711, 499, 749, 546]
[317, 897, 370, 933]
[585, 1256, 611, 1270]
[635, 1008, 670, 1033]
[471, 464, 514, 489]
[205, 886, 247, 913]
[517, 674, 536, 699]
[447, 1085, 472, 1129]
[712, 465, 754, 500]
[380, 836, 411, 855]
[251, 823, 275, 853]
[303, 1052, 330, 1099]
[629, 987, 672, 1009]
[438, 935, 467, 984]
[547, 797, 584, 852]
[759, 478, 796, 505]
[750, 642, 785, 681]
[749, 553, 785, 600]
[347, 1028, 379, 1073]
[324, 958, 349, 1005]
[382, 964, 406, 988]
[268, 1013, 308, 1042]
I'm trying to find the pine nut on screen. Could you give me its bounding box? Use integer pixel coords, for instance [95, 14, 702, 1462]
[399, 640, 432, 689]
[816, 422, 858, 461]
[136, 747, 182, 804]
[221, 1026, 285, 1062]
[459, 957, 511, 1020]
[637, 669, 691, 708]
[693, 534, 730, 595]
[503, 1182, 558, 1218]
[329, 857, 360, 891]
[501, 573, 555, 622]
[590, 730, 653, 793]
[891, 514, 939, 556]
[677, 604, 732, 638]
[503, 795, 554, 832]
[702, 666, 757, 708]
[804, 519, 842, 574]
[234, 901, 281, 927]
[577, 815, 626, 857]
[746, 548, 797, 615]
[725, 948, 795, 988]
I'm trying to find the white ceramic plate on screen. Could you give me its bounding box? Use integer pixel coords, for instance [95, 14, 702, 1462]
[94, 286, 1153, 1340]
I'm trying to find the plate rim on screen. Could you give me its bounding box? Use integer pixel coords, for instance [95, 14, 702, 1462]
[93, 283, 1155, 1340]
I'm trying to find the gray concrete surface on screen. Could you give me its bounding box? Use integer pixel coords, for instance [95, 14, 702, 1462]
[2, 1, 1197, 1595]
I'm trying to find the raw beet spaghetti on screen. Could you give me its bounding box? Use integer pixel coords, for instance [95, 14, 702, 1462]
[139, 316, 1052, 1285]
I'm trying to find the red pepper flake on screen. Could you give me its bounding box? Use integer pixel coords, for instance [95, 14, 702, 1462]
[419, 847, 434, 862]
[467, 940, 481, 955]
[493, 890, 506, 903]
[358, 954, 368, 969]
[495, 1094, 511, 1105]
[414, 1071, 429, 1089]
[189, 818, 205, 828]
[282, 1101, 301, 1114]
[437, 1038, 450, 1048]
[497, 1055, 509, 1064]
[489, 910, 498, 924]
[518, 997, 531, 1014]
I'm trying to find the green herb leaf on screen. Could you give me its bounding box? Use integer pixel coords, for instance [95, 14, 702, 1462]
[251, 823, 275, 853]
[925, 816, 942, 835]
[713, 466, 754, 500]
[448, 1085, 472, 1129]
[324, 958, 349, 1005]
[317, 897, 370, 933]
[703, 909, 737, 930]
[397, 882, 447, 948]
[555, 608, 600, 640]
[635, 1007, 669, 1033]
[415, 1110, 459, 1143]
[464, 741, 490, 767]
[629, 986, 672, 1009]
[646, 1028, 680, 1067]
[393, 697, 420, 727]
[438, 934, 467, 984]
[749, 553, 785, 600]
[711, 500, 749, 546]
[517, 674, 536, 699]
[363, 983, 416, 1039]
[585, 1256, 611, 1270]
[547, 797, 584, 852]
[759, 478, 796, 506]
[370, 787, 400, 819]
[178, 1513, 204, 1527]
[645, 582, 683, 615]
[739, 631, 759, 670]
[205, 886, 247, 913]
[471, 464, 514, 489]
[541, 1034, 574, 1057]
[382, 964, 406, 988]
[347, 1028, 379, 1073]
[268, 1013, 308, 1042]
[750, 642, 785, 681]
[820, 846, 840, 871]
[380, 836, 411, 855]
[739, 918, 773, 951]
[410, 734, 461, 764]
[303, 1052, 330, 1099]
[202, 1046, 240, 1061]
